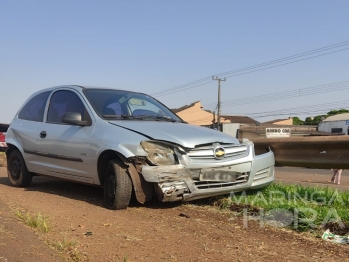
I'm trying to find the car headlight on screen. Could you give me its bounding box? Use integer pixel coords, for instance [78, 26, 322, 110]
[140, 141, 177, 165]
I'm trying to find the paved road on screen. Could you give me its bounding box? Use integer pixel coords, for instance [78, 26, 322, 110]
[275, 166, 349, 190]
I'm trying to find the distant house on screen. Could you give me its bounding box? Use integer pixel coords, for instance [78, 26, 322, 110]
[171, 101, 230, 126]
[318, 113, 349, 135]
[262, 117, 293, 125]
[221, 115, 258, 126]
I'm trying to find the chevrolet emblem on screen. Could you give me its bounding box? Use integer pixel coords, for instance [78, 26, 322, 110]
[214, 147, 226, 159]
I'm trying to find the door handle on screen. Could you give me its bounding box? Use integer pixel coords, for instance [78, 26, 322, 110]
[40, 131, 47, 139]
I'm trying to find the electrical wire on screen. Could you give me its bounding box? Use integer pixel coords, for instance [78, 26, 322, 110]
[223, 99, 349, 119]
[203, 81, 349, 109]
[151, 41, 349, 97]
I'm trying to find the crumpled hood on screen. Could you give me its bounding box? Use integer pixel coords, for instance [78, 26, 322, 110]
[109, 121, 240, 148]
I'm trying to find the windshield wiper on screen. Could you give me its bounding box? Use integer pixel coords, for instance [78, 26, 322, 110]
[102, 114, 132, 119]
[103, 114, 181, 123]
[132, 115, 178, 122]
[154, 116, 177, 122]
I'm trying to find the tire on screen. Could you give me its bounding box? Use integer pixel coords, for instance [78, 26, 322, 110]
[7, 150, 33, 187]
[103, 159, 132, 210]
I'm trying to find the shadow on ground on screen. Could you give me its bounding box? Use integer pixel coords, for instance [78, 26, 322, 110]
[0, 174, 183, 210]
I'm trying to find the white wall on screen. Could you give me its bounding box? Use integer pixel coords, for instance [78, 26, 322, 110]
[222, 123, 240, 138]
[318, 120, 349, 134]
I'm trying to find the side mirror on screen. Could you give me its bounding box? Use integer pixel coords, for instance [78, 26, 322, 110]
[62, 112, 88, 126]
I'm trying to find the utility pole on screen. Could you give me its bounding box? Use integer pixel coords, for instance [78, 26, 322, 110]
[212, 76, 226, 131]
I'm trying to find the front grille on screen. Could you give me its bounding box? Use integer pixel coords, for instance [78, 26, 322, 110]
[187, 143, 248, 162]
[193, 172, 249, 189]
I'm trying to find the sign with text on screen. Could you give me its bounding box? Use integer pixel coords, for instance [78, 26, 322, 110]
[266, 128, 291, 138]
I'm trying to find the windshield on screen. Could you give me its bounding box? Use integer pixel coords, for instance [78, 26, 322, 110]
[84, 89, 184, 122]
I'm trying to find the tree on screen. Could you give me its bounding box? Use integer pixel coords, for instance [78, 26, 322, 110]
[327, 109, 349, 116]
[303, 115, 326, 125]
[292, 117, 304, 125]
[304, 117, 313, 125]
[312, 115, 326, 125]
[294, 109, 349, 126]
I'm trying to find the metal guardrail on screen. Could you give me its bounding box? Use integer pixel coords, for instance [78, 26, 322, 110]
[252, 136, 349, 169]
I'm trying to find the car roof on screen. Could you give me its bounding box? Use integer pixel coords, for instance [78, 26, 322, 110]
[35, 85, 148, 98]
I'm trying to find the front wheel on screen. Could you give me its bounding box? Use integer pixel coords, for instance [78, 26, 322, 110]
[7, 149, 33, 187]
[103, 159, 132, 210]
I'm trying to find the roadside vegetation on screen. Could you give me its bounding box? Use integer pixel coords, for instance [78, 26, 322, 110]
[211, 183, 349, 234]
[48, 237, 88, 262]
[15, 210, 49, 233]
[15, 210, 87, 261]
[293, 108, 349, 125]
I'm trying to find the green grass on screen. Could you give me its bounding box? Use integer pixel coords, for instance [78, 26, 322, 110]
[48, 237, 87, 262]
[212, 183, 349, 233]
[15, 210, 50, 233]
[115, 257, 128, 262]
[50, 237, 79, 251]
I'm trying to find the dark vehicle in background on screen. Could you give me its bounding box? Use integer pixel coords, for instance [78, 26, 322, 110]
[0, 123, 9, 151]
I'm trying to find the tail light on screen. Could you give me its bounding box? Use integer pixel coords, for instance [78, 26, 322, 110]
[0, 132, 5, 142]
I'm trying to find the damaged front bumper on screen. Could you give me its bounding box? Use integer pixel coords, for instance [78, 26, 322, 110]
[141, 142, 275, 202]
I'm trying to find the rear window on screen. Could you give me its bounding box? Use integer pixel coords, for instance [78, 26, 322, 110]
[18, 91, 51, 122]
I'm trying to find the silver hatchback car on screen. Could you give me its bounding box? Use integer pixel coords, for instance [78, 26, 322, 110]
[6, 85, 275, 209]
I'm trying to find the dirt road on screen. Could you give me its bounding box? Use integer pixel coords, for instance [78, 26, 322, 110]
[1, 156, 349, 261]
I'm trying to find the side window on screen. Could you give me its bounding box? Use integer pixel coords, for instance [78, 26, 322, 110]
[18, 91, 51, 122]
[103, 101, 123, 116]
[47, 90, 91, 124]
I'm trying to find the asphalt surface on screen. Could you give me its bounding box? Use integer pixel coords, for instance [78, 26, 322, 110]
[275, 166, 349, 190]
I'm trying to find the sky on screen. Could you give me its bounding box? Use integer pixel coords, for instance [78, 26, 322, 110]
[1, 1, 349, 124]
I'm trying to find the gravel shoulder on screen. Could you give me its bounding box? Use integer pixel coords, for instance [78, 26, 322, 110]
[0, 153, 349, 261]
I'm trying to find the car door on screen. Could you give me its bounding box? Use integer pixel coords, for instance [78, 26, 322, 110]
[11, 91, 51, 172]
[35, 89, 97, 184]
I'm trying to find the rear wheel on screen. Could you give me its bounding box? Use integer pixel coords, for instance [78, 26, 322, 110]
[103, 159, 132, 210]
[7, 150, 33, 187]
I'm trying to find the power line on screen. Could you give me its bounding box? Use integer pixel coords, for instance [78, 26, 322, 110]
[151, 41, 349, 97]
[151, 41, 349, 96]
[203, 80, 349, 109]
[212, 41, 349, 79]
[186, 100, 349, 123]
[225, 99, 349, 119]
[156, 47, 349, 97]
[187, 98, 349, 123]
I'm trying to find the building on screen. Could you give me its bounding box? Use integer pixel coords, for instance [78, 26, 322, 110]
[171, 101, 230, 126]
[221, 115, 258, 126]
[171, 101, 324, 139]
[262, 117, 293, 125]
[318, 113, 349, 135]
[237, 124, 324, 139]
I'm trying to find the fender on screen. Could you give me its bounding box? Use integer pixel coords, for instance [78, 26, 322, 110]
[115, 152, 153, 204]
